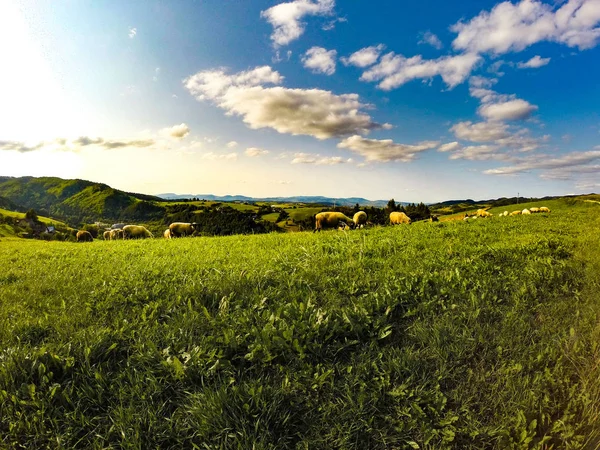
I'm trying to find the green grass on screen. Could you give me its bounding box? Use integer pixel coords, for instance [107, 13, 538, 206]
[1, 200, 599, 448]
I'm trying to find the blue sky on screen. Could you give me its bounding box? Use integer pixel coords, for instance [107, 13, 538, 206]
[1, 0, 599, 201]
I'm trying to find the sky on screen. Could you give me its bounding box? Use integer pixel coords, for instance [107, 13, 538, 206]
[0, 0, 599, 202]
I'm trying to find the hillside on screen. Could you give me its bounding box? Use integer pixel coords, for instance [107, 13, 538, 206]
[0, 197, 599, 447]
[0, 195, 20, 211]
[0, 176, 165, 225]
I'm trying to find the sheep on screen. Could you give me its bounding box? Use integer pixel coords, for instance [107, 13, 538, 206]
[163, 229, 171, 239]
[529, 207, 540, 213]
[522, 209, 531, 215]
[76, 230, 93, 242]
[314, 212, 355, 232]
[110, 229, 124, 240]
[353, 211, 368, 229]
[389, 211, 411, 225]
[103, 230, 111, 240]
[169, 222, 198, 238]
[539, 206, 551, 213]
[430, 215, 439, 222]
[476, 209, 493, 218]
[122, 225, 154, 239]
[502, 211, 509, 217]
[510, 210, 522, 216]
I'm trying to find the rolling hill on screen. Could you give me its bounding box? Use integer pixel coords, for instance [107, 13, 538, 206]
[0, 177, 165, 225]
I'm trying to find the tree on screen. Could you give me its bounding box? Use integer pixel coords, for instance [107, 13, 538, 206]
[25, 209, 38, 222]
[386, 199, 397, 212]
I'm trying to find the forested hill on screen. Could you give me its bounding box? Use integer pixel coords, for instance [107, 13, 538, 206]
[0, 176, 165, 224]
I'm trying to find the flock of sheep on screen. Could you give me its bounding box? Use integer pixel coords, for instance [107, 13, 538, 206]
[74, 205, 551, 242]
[464, 207, 551, 221]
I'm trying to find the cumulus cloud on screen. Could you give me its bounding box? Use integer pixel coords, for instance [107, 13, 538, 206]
[291, 152, 349, 165]
[184, 66, 390, 140]
[261, 0, 335, 47]
[361, 52, 482, 90]
[245, 147, 269, 157]
[226, 141, 239, 148]
[452, 0, 600, 54]
[451, 121, 511, 142]
[160, 123, 190, 139]
[438, 141, 461, 152]
[468, 78, 538, 121]
[341, 44, 386, 67]
[419, 31, 444, 49]
[337, 135, 439, 162]
[301, 46, 337, 75]
[478, 98, 538, 121]
[484, 150, 600, 174]
[517, 55, 551, 68]
[450, 120, 545, 152]
[128, 27, 137, 39]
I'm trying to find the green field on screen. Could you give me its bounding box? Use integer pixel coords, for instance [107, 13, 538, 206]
[1, 198, 599, 448]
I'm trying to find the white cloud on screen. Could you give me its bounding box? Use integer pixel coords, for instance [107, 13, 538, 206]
[361, 52, 482, 90]
[450, 120, 545, 152]
[419, 31, 443, 49]
[438, 141, 460, 152]
[341, 44, 385, 67]
[478, 98, 538, 121]
[226, 141, 239, 149]
[291, 152, 349, 165]
[260, 0, 335, 47]
[451, 0, 600, 55]
[451, 121, 511, 142]
[0, 136, 155, 153]
[468, 79, 539, 121]
[301, 46, 337, 75]
[128, 27, 137, 39]
[153, 67, 160, 82]
[517, 55, 551, 68]
[160, 123, 190, 139]
[337, 135, 439, 162]
[484, 150, 600, 174]
[448, 145, 507, 161]
[184, 66, 390, 140]
[202, 152, 238, 161]
[245, 147, 269, 157]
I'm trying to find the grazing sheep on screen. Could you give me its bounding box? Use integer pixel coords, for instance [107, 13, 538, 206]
[103, 230, 111, 240]
[529, 207, 540, 213]
[122, 225, 154, 239]
[389, 211, 411, 225]
[163, 229, 171, 239]
[76, 230, 93, 242]
[353, 211, 368, 228]
[539, 206, 551, 213]
[522, 209, 531, 215]
[110, 229, 124, 240]
[476, 209, 493, 218]
[510, 210, 522, 216]
[503, 211, 509, 217]
[430, 215, 439, 222]
[169, 222, 198, 238]
[314, 212, 355, 232]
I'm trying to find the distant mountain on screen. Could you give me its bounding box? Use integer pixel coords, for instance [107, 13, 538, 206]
[0, 176, 165, 225]
[158, 193, 393, 208]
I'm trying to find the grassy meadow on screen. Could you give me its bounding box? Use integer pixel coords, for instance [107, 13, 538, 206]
[1, 198, 600, 448]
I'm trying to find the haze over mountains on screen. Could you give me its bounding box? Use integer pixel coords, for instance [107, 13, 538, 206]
[158, 193, 391, 208]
